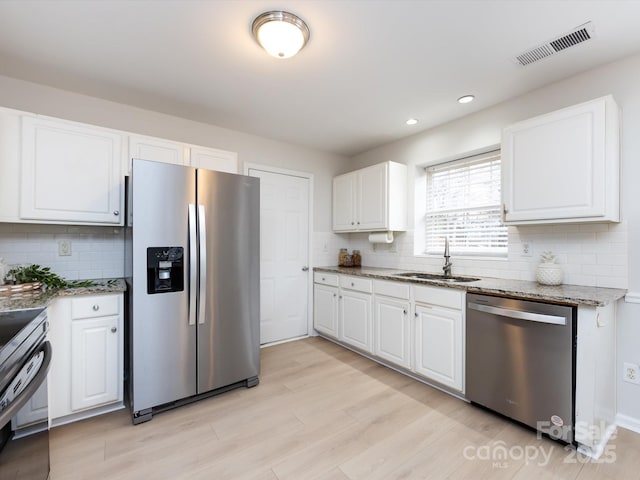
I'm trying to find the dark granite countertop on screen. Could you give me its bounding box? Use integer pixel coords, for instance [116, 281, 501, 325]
[0, 278, 126, 313]
[314, 266, 626, 307]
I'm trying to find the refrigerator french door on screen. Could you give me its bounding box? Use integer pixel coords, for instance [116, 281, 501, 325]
[127, 159, 260, 424]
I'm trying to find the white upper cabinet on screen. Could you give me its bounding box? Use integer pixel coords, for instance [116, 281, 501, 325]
[21, 115, 124, 225]
[332, 161, 407, 232]
[190, 146, 238, 173]
[128, 134, 238, 174]
[0, 107, 22, 223]
[332, 172, 357, 231]
[128, 134, 189, 170]
[502, 95, 620, 224]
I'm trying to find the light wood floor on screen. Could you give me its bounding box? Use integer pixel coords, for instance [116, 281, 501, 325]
[51, 337, 640, 479]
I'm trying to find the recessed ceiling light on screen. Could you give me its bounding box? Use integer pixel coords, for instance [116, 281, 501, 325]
[457, 95, 475, 104]
[406, 118, 418, 125]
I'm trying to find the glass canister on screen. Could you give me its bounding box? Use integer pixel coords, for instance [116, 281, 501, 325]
[342, 254, 353, 267]
[338, 248, 348, 266]
[352, 250, 361, 267]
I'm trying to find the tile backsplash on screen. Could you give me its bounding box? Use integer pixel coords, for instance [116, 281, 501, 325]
[317, 221, 628, 289]
[0, 223, 124, 281]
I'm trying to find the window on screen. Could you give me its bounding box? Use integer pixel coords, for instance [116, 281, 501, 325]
[425, 151, 507, 256]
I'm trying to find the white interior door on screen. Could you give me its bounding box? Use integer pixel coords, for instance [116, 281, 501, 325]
[248, 168, 310, 344]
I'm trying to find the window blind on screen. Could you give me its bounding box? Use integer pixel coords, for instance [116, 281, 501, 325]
[425, 151, 507, 256]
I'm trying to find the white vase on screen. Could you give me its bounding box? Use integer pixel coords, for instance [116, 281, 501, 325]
[536, 262, 563, 285]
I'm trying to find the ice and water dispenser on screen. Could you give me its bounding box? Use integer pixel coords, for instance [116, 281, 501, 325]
[146, 247, 184, 294]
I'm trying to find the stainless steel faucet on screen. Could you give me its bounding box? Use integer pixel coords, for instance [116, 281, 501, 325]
[443, 237, 452, 277]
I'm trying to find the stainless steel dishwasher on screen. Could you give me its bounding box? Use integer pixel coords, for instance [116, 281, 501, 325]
[466, 293, 576, 444]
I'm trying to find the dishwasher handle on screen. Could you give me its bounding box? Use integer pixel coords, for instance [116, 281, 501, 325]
[468, 302, 566, 325]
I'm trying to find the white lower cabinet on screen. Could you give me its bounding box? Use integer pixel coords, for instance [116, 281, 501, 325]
[313, 273, 464, 393]
[49, 293, 124, 424]
[313, 283, 339, 338]
[71, 314, 120, 411]
[414, 304, 463, 391]
[339, 289, 373, 353]
[373, 280, 411, 369]
[12, 380, 48, 430]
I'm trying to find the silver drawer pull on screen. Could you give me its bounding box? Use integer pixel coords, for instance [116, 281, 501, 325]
[111, 327, 117, 333]
[92, 305, 100, 311]
[113, 210, 120, 216]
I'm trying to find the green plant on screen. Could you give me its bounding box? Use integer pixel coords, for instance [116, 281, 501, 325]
[4, 264, 100, 289]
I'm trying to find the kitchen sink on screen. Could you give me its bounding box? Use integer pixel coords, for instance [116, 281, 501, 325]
[394, 272, 481, 283]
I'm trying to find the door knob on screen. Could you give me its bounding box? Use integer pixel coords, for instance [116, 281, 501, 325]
[302, 266, 309, 271]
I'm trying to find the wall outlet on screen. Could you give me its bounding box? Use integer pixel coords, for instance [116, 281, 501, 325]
[623, 362, 640, 384]
[58, 239, 72, 256]
[520, 242, 533, 257]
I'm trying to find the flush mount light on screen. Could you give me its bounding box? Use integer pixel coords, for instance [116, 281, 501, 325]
[252, 11, 310, 59]
[457, 95, 475, 104]
[405, 118, 419, 125]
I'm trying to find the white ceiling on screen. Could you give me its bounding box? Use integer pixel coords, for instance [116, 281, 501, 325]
[0, 0, 639, 156]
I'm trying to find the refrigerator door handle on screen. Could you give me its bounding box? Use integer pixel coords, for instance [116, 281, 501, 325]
[188, 204, 197, 326]
[197, 204, 207, 325]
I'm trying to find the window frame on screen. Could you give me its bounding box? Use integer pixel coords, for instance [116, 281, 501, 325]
[423, 150, 507, 258]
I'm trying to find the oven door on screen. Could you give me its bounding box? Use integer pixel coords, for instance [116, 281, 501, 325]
[0, 340, 52, 479]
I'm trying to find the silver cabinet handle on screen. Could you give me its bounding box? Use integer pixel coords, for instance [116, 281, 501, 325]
[414, 312, 418, 317]
[92, 305, 99, 311]
[403, 309, 407, 315]
[322, 277, 326, 281]
[333, 293, 336, 297]
[302, 266, 309, 272]
[113, 210, 120, 216]
[111, 327, 117, 333]
[351, 282, 355, 287]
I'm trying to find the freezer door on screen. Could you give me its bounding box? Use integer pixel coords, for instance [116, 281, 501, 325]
[196, 169, 260, 393]
[131, 159, 197, 412]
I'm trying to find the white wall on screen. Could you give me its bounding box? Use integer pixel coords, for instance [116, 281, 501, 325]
[0, 73, 349, 279]
[349, 52, 640, 429]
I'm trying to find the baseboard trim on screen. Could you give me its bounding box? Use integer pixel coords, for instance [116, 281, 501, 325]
[616, 413, 640, 433]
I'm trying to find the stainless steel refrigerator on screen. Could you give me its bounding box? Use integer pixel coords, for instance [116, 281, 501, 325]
[125, 158, 260, 424]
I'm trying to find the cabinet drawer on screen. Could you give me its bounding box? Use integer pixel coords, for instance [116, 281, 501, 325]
[314, 272, 338, 287]
[340, 275, 372, 293]
[71, 295, 120, 319]
[414, 285, 462, 310]
[373, 280, 410, 300]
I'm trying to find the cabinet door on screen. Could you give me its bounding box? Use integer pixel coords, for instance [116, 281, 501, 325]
[358, 163, 387, 230]
[12, 379, 48, 429]
[0, 108, 22, 223]
[374, 296, 410, 368]
[128, 134, 188, 171]
[71, 315, 120, 411]
[313, 284, 338, 338]
[20, 116, 123, 224]
[502, 96, 619, 224]
[190, 146, 238, 173]
[332, 172, 357, 231]
[339, 290, 372, 353]
[414, 304, 463, 391]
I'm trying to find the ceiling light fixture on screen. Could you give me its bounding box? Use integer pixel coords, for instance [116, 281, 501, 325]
[252, 11, 310, 59]
[457, 95, 475, 104]
[406, 118, 419, 125]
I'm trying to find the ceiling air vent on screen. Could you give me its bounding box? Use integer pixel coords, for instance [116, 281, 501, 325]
[515, 22, 595, 66]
